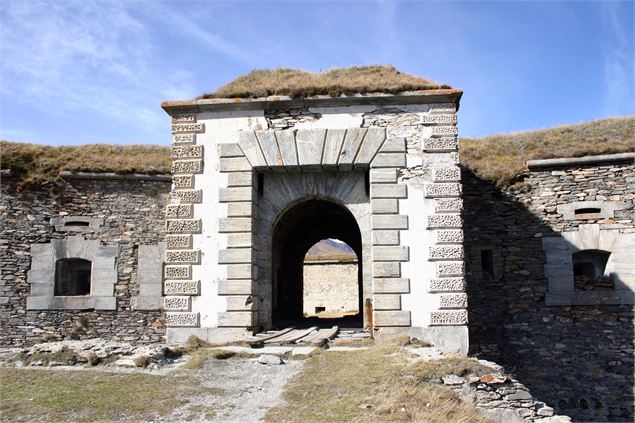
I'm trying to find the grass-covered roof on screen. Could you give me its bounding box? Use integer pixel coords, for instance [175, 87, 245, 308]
[460, 116, 634, 187]
[1, 116, 632, 189]
[198, 65, 450, 99]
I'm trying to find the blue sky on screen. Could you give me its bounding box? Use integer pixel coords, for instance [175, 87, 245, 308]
[0, 0, 633, 146]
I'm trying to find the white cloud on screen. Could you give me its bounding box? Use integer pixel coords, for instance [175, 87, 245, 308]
[0, 0, 197, 135]
[600, 2, 634, 115]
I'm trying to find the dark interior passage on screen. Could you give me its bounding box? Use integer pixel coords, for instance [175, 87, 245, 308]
[272, 199, 363, 328]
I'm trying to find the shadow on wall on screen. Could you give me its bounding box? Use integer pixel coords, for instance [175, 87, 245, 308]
[462, 168, 634, 422]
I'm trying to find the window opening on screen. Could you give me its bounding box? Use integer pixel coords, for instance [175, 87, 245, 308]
[572, 250, 613, 290]
[54, 258, 91, 296]
[481, 249, 494, 277]
[64, 221, 90, 227]
[574, 208, 601, 219]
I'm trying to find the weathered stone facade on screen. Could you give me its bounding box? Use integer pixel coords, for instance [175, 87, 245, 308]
[303, 259, 359, 317]
[160, 91, 469, 351]
[464, 155, 635, 422]
[0, 176, 170, 346]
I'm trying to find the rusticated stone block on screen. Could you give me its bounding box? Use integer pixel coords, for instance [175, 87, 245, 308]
[428, 278, 466, 292]
[434, 198, 462, 213]
[420, 114, 457, 125]
[437, 262, 465, 277]
[166, 312, 199, 327]
[218, 248, 252, 264]
[171, 123, 204, 133]
[427, 214, 461, 229]
[374, 310, 411, 327]
[219, 187, 253, 203]
[371, 199, 399, 214]
[379, 137, 406, 153]
[373, 294, 401, 310]
[165, 265, 191, 279]
[432, 167, 461, 182]
[166, 204, 192, 219]
[172, 113, 196, 123]
[372, 230, 400, 246]
[166, 219, 200, 234]
[166, 234, 191, 249]
[372, 215, 408, 230]
[371, 184, 407, 199]
[430, 309, 468, 325]
[227, 233, 253, 248]
[220, 157, 252, 172]
[173, 134, 196, 144]
[227, 172, 254, 187]
[226, 295, 257, 311]
[174, 189, 202, 203]
[166, 249, 200, 264]
[172, 145, 203, 159]
[172, 159, 203, 174]
[226, 264, 257, 280]
[372, 153, 406, 168]
[372, 262, 401, 278]
[172, 175, 194, 189]
[227, 203, 252, 217]
[218, 311, 256, 327]
[164, 296, 190, 311]
[440, 293, 468, 309]
[373, 278, 409, 293]
[374, 246, 409, 262]
[422, 137, 458, 152]
[219, 217, 251, 233]
[424, 183, 461, 198]
[218, 280, 256, 295]
[430, 126, 458, 137]
[164, 280, 200, 295]
[219, 143, 245, 158]
[429, 245, 464, 260]
[370, 169, 398, 184]
[435, 230, 464, 244]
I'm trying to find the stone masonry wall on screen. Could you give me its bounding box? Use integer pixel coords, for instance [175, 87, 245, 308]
[464, 160, 635, 422]
[303, 260, 359, 317]
[0, 177, 170, 347]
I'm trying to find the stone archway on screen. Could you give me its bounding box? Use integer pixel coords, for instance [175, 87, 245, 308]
[271, 199, 363, 327]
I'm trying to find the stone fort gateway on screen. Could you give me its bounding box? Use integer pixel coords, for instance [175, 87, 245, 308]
[1, 72, 634, 421]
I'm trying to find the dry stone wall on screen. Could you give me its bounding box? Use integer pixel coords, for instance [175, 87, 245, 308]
[464, 158, 634, 422]
[0, 178, 170, 347]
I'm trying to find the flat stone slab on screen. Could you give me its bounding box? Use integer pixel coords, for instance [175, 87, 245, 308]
[208, 346, 294, 356]
[406, 347, 443, 360]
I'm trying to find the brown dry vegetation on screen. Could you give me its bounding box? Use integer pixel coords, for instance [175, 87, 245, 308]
[460, 116, 634, 187]
[265, 347, 493, 423]
[199, 65, 450, 99]
[0, 368, 220, 422]
[0, 141, 170, 187]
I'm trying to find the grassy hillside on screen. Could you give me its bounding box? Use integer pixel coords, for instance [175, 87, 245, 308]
[460, 116, 634, 187]
[0, 141, 170, 187]
[199, 65, 450, 99]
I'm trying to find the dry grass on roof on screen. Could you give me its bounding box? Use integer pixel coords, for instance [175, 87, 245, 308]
[460, 116, 635, 188]
[0, 141, 171, 187]
[199, 65, 450, 99]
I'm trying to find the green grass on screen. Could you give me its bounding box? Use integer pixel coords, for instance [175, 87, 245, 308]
[460, 116, 634, 187]
[265, 347, 493, 423]
[199, 65, 450, 99]
[0, 368, 221, 422]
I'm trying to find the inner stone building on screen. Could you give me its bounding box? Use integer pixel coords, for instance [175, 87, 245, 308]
[161, 89, 468, 352]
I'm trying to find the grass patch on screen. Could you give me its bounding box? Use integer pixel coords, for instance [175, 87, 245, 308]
[199, 65, 450, 99]
[405, 356, 495, 381]
[184, 349, 240, 369]
[0, 141, 171, 188]
[461, 116, 634, 187]
[0, 368, 220, 422]
[266, 347, 492, 423]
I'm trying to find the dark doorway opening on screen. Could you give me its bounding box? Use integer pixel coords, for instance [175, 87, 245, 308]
[272, 199, 363, 328]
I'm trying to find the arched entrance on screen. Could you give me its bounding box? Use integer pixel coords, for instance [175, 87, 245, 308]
[271, 199, 363, 327]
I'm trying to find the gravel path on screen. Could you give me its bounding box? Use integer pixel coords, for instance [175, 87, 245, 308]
[160, 357, 304, 423]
